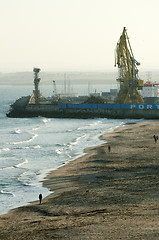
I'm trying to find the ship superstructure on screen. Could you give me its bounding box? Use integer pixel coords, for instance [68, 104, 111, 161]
[141, 82, 159, 104]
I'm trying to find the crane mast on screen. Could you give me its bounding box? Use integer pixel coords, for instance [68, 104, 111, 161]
[53, 80, 57, 97]
[114, 27, 144, 104]
[33, 68, 41, 104]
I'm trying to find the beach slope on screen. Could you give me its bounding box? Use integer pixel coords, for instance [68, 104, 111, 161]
[0, 121, 159, 239]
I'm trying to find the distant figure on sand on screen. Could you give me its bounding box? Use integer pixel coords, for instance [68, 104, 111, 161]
[108, 145, 111, 152]
[153, 135, 158, 143]
[39, 194, 42, 204]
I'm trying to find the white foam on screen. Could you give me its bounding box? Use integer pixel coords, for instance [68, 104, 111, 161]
[0, 166, 14, 170]
[14, 159, 28, 168]
[15, 129, 21, 134]
[32, 126, 40, 131]
[55, 149, 62, 154]
[10, 129, 21, 134]
[42, 118, 51, 123]
[0, 148, 10, 153]
[0, 190, 15, 197]
[33, 145, 41, 149]
[8, 133, 38, 145]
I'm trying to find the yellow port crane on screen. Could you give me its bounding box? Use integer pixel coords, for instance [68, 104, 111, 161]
[114, 27, 144, 104]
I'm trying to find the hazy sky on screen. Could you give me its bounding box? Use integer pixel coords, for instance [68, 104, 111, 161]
[0, 0, 159, 72]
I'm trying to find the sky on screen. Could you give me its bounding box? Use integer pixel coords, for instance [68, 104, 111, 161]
[0, 0, 159, 72]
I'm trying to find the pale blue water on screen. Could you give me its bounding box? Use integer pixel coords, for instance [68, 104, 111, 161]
[0, 85, 139, 215]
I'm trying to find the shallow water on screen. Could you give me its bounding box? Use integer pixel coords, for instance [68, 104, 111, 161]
[0, 85, 139, 215]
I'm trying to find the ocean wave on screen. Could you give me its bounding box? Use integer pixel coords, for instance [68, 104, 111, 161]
[17, 180, 31, 187]
[32, 126, 40, 131]
[14, 146, 29, 149]
[8, 133, 38, 145]
[89, 120, 102, 126]
[0, 148, 10, 153]
[17, 174, 32, 187]
[66, 129, 73, 132]
[42, 118, 51, 123]
[55, 149, 63, 154]
[17, 170, 37, 187]
[21, 181, 31, 187]
[19, 171, 27, 177]
[77, 120, 102, 131]
[32, 145, 41, 149]
[10, 129, 21, 134]
[0, 190, 15, 197]
[65, 153, 72, 158]
[0, 166, 14, 170]
[68, 141, 77, 146]
[68, 134, 87, 146]
[14, 145, 40, 149]
[14, 159, 28, 168]
[76, 135, 86, 142]
[55, 143, 66, 147]
[0, 159, 28, 170]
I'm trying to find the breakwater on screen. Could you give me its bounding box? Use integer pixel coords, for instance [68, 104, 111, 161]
[6, 97, 159, 119]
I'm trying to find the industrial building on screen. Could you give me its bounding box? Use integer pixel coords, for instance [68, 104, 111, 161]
[140, 82, 159, 104]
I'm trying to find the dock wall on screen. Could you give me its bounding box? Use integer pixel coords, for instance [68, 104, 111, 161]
[7, 98, 159, 119]
[23, 103, 159, 119]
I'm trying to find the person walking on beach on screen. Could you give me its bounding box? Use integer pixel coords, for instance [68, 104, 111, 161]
[39, 193, 42, 204]
[153, 135, 158, 143]
[108, 145, 111, 152]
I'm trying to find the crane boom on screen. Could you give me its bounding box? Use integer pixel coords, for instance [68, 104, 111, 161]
[114, 27, 144, 104]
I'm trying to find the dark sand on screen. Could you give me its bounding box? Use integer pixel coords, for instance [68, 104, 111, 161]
[1, 121, 159, 239]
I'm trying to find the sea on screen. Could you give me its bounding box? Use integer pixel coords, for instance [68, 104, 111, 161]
[0, 84, 140, 215]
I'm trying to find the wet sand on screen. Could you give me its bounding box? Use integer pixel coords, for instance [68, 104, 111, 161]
[1, 121, 159, 239]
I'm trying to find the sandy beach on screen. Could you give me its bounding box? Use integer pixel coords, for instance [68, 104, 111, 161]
[1, 121, 159, 239]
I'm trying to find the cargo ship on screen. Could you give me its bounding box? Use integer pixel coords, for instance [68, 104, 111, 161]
[6, 27, 159, 119]
[6, 96, 159, 119]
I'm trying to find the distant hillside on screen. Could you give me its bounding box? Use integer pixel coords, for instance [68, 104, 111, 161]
[0, 71, 117, 86]
[0, 70, 159, 86]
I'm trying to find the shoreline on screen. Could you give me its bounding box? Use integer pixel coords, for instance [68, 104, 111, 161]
[41, 121, 138, 200]
[0, 119, 122, 216]
[42, 120, 126, 200]
[1, 120, 159, 239]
